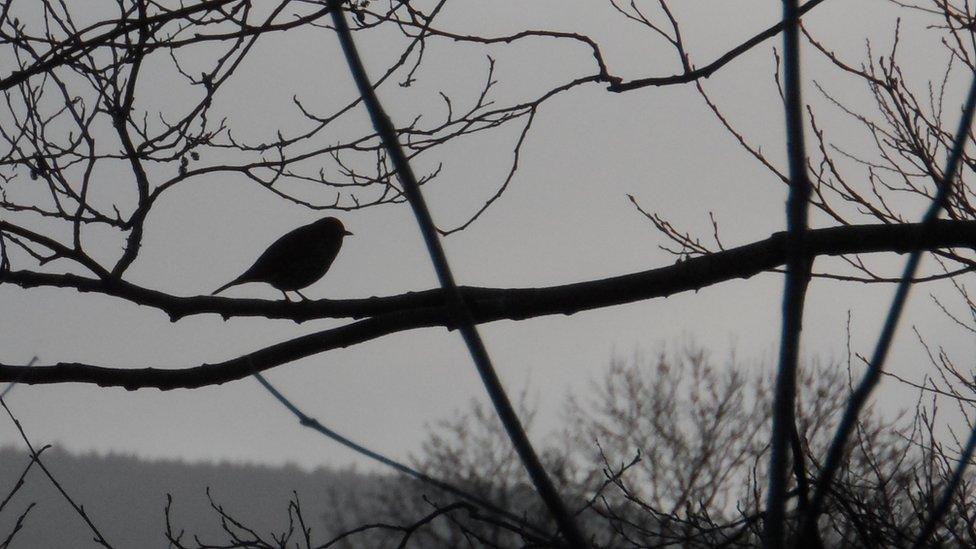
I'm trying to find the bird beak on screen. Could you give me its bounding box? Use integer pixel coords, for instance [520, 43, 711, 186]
[344, 230, 354, 236]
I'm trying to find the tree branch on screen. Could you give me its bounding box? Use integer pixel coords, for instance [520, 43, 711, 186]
[2, 221, 976, 389]
[607, 0, 828, 92]
[2, 221, 975, 323]
[0, 0, 240, 92]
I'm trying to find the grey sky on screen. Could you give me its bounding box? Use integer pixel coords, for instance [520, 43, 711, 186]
[0, 0, 972, 471]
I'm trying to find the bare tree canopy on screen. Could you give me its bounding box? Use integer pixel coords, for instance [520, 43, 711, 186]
[3, 0, 976, 547]
[0, 0, 973, 387]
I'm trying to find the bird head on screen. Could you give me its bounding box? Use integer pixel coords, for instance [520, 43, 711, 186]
[316, 216, 353, 237]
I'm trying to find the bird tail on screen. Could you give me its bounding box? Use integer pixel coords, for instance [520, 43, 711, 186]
[212, 278, 242, 296]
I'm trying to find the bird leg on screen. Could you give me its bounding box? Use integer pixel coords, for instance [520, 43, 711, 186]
[294, 289, 310, 301]
[281, 290, 293, 302]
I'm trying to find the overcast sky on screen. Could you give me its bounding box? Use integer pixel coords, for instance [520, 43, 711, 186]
[1, 0, 972, 471]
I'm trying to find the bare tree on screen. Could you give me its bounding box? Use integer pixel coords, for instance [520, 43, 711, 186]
[2, 0, 976, 546]
[353, 349, 976, 548]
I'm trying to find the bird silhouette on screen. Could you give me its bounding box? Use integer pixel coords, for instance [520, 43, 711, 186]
[212, 217, 352, 300]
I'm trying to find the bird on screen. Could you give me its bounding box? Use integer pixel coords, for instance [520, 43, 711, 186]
[212, 217, 352, 300]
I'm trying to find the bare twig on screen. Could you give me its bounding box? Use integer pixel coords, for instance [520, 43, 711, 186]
[0, 399, 114, 548]
[802, 71, 976, 542]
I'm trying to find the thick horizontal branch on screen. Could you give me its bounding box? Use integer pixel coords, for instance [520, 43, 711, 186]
[1, 220, 974, 389]
[3, 220, 974, 322]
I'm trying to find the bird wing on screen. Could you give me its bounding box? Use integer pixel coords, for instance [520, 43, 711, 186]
[237, 223, 320, 280]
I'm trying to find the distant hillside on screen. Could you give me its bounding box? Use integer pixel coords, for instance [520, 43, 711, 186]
[0, 446, 396, 548]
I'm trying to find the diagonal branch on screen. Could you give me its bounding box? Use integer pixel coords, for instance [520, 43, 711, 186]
[0, 221, 109, 278]
[324, 0, 588, 545]
[608, 0, 828, 91]
[251, 372, 552, 542]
